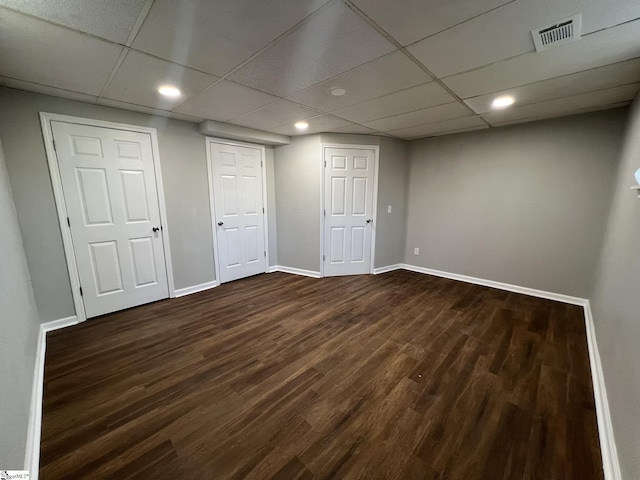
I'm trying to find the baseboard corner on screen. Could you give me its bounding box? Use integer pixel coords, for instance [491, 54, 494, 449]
[372, 264, 403, 274]
[582, 301, 622, 480]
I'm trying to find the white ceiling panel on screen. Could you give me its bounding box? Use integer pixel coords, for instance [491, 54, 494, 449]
[332, 82, 456, 123]
[331, 124, 379, 135]
[0, 10, 123, 95]
[487, 101, 632, 127]
[286, 50, 431, 111]
[408, 0, 640, 78]
[174, 80, 279, 121]
[482, 83, 640, 125]
[230, 100, 321, 130]
[102, 50, 217, 110]
[465, 58, 640, 114]
[364, 102, 471, 132]
[349, 0, 513, 46]
[132, 0, 330, 76]
[272, 114, 353, 135]
[98, 98, 171, 117]
[0, 76, 98, 103]
[388, 116, 489, 139]
[443, 19, 640, 99]
[0, 0, 148, 43]
[228, 0, 395, 97]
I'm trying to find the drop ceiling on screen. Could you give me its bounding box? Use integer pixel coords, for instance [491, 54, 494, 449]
[0, 0, 639, 140]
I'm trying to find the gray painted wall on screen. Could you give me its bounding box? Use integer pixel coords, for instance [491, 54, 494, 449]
[591, 97, 640, 479]
[405, 109, 626, 298]
[274, 135, 322, 272]
[0, 139, 41, 468]
[0, 87, 216, 322]
[265, 147, 278, 266]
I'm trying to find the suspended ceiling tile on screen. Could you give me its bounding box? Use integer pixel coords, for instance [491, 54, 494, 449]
[272, 114, 353, 135]
[173, 80, 279, 121]
[230, 100, 320, 130]
[97, 98, 171, 117]
[407, 0, 640, 78]
[228, 0, 395, 97]
[0, 76, 98, 103]
[363, 101, 471, 132]
[488, 101, 632, 127]
[465, 58, 640, 114]
[442, 19, 640, 99]
[0, 10, 123, 95]
[0, 0, 148, 43]
[482, 83, 640, 125]
[349, 0, 512, 46]
[132, 0, 330, 76]
[388, 116, 488, 139]
[331, 124, 379, 135]
[102, 50, 217, 111]
[332, 82, 456, 123]
[286, 50, 431, 111]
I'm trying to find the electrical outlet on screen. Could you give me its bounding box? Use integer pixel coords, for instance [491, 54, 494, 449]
[387, 205, 392, 213]
[414, 247, 419, 255]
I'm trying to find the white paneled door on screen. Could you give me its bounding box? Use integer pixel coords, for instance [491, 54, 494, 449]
[51, 121, 169, 318]
[323, 147, 376, 276]
[209, 141, 266, 283]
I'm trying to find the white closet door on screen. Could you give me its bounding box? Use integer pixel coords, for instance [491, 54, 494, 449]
[323, 147, 375, 276]
[210, 141, 266, 283]
[52, 121, 169, 318]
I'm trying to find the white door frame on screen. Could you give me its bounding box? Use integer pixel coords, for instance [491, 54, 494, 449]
[39, 112, 176, 323]
[205, 137, 270, 283]
[320, 144, 380, 277]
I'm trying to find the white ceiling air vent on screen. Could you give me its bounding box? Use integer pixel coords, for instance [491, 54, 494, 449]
[531, 14, 582, 52]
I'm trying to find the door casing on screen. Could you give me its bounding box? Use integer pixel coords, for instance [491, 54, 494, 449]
[205, 137, 270, 284]
[320, 144, 380, 277]
[40, 112, 175, 323]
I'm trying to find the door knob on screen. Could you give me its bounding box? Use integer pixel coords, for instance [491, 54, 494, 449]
[152, 226, 160, 232]
[366, 218, 373, 224]
[217, 221, 224, 226]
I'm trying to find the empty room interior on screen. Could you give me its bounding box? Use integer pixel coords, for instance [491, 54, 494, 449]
[1, 0, 639, 479]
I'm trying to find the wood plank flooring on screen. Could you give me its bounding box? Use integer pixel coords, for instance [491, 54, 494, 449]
[40, 271, 603, 479]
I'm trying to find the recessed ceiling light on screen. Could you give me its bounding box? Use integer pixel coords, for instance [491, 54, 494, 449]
[158, 85, 181, 97]
[294, 121, 309, 130]
[330, 88, 346, 97]
[491, 95, 515, 109]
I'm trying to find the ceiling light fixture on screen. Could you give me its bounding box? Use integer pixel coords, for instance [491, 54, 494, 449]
[158, 85, 181, 97]
[491, 95, 515, 109]
[330, 88, 346, 97]
[294, 121, 309, 130]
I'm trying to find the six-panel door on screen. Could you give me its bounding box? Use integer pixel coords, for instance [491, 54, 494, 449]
[324, 147, 375, 276]
[52, 121, 169, 318]
[210, 142, 266, 283]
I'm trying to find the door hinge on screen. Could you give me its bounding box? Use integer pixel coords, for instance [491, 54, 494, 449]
[79, 286, 83, 297]
[324, 160, 326, 168]
[67, 217, 70, 227]
[262, 207, 265, 214]
[323, 209, 326, 217]
[323, 254, 326, 261]
[52, 140, 57, 152]
[261, 160, 263, 168]
[264, 251, 266, 257]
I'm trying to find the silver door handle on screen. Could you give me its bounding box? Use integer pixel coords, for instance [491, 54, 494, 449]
[152, 226, 160, 232]
[217, 221, 224, 226]
[366, 219, 373, 224]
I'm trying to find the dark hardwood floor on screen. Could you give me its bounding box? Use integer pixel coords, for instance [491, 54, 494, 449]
[40, 271, 603, 479]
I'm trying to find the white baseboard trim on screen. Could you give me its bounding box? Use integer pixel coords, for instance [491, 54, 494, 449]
[372, 264, 403, 274]
[174, 280, 219, 297]
[271, 265, 321, 278]
[267, 265, 279, 273]
[583, 302, 621, 480]
[399, 263, 588, 306]
[25, 316, 77, 478]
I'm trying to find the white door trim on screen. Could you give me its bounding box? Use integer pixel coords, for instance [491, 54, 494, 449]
[320, 144, 379, 277]
[39, 112, 176, 323]
[205, 136, 270, 283]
